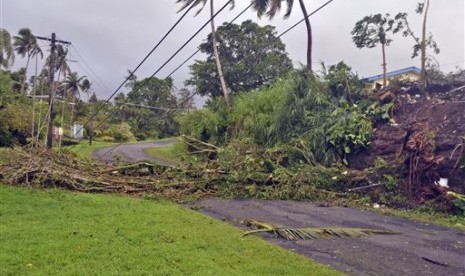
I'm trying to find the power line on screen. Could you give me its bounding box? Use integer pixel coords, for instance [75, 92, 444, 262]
[147, 0, 234, 80]
[167, 0, 335, 79]
[166, 3, 253, 79]
[83, 0, 336, 157]
[69, 45, 114, 97]
[278, 0, 334, 39]
[89, 2, 196, 121]
[93, 0, 235, 158]
[69, 1, 197, 145]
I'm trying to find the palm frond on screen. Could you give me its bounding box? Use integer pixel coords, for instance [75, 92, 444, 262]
[242, 218, 399, 240]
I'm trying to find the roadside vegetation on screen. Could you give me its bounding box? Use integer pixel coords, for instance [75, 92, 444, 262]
[67, 140, 116, 159]
[0, 185, 340, 275]
[144, 142, 181, 164]
[0, 0, 463, 252]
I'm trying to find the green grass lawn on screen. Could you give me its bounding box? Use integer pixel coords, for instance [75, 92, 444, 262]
[0, 185, 340, 275]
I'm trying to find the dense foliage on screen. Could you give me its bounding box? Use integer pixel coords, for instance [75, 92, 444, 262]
[178, 65, 380, 165]
[186, 20, 292, 98]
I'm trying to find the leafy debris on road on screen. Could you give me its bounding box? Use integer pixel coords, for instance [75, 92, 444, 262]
[241, 218, 399, 240]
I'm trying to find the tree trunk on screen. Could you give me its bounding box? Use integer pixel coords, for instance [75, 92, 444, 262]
[20, 55, 31, 95]
[421, 0, 430, 95]
[210, 0, 231, 110]
[381, 41, 387, 87]
[298, 0, 313, 76]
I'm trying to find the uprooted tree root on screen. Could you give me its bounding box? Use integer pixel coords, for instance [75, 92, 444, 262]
[402, 125, 446, 201]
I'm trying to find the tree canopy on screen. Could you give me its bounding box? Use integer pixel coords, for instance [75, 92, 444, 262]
[351, 13, 406, 86]
[0, 29, 14, 69]
[186, 20, 292, 98]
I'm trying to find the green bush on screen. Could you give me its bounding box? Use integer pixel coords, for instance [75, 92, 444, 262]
[327, 103, 373, 162]
[102, 123, 136, 143]
[177, 70, 375, 166]
[0, 102, 32, 146]
[177, 106, 228, 144]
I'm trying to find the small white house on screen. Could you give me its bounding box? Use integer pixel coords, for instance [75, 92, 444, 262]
[71, 124, 83, 139]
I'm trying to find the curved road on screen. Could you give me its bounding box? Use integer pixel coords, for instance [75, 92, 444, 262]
[93, 139, 465, 275]
[93, 138, 176, 166]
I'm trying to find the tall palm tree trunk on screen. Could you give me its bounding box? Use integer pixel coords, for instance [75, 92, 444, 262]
[210, 0, 231, 109]
[20, 55, 31, 95]
[421, 0, 430, 95]
[298, 0, 313, 76]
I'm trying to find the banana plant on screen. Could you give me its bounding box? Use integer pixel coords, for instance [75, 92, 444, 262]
[448, 191, 465, 215]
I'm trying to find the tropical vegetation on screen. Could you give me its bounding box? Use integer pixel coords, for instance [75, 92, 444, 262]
[186, 20, 292, 98]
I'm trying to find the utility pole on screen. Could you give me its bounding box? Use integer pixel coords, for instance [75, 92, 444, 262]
[36, 33, 71, 149]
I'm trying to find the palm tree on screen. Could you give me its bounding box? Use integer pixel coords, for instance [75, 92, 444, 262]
[45, 44, 71, 85]
[252, 0, 313, 76]
[55, 45, 71, 80]
[13, 28, 43, 95]
[64, 72, 88, 125]
[0, 28, 14, 68]
[176, 0, 234, 109]
[64, 72, 87, 101]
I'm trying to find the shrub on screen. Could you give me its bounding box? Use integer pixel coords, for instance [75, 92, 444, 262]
[102, 123, 136, 143]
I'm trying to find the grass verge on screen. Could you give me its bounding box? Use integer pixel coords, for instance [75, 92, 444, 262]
[145, 147, 177, 163]
[144, 140, 183, 164]
[67, 140, 116, 159]
[0, 185, 340, 275]
[378, 207, 465, 231]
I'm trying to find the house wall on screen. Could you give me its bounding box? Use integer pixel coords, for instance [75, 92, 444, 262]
[365, 72, 421, 91]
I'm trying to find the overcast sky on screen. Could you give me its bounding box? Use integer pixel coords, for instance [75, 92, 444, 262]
[1, 0, 464, 104]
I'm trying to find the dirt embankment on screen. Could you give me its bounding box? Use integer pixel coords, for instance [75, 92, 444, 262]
[350, 84, 465, 192]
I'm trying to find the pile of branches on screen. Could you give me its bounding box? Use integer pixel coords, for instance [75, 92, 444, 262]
[0, 147, 215, 201]
[0, 139, 357, 203]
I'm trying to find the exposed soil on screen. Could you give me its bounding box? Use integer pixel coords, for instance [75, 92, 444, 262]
[188, 198, 465, 276]
[349, 84, 465, 192]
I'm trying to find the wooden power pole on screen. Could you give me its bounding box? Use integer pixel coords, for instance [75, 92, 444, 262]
[36, 33, 71, 149]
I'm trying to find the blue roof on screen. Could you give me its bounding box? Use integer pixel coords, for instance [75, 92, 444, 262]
[362, 66, 421, 82]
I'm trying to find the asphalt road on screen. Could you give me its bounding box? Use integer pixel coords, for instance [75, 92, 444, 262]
[93, 138, 176, 166]
[94, 140, 465, 275]
[188, 198, 465, 276]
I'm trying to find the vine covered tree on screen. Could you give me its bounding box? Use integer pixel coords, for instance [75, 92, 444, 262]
[176, 0, 234, 109]
[251, 0, 313, 76]
[351, 13, 405, 87]
[186, 20, 292, 98]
